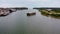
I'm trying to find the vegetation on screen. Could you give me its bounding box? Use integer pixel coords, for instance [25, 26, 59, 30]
[39, 9, 60, 18]
[51, 9, 60, 13]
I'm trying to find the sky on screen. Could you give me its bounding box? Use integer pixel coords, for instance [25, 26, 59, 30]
[0, 0, 60, 8]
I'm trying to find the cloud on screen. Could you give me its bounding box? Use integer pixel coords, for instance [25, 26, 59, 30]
[0, 0, 60, 8]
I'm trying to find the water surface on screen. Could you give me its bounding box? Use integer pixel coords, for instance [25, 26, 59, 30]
[0, 9, 60, 34]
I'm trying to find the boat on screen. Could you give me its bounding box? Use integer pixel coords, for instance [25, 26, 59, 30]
[27, 12, 36, 16]
[9, 9, 17, 13]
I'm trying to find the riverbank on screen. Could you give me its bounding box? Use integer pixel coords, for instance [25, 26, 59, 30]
[39, 9, 60, 18]
[0, 7, 28, 16]
[0, 8, 17, 16]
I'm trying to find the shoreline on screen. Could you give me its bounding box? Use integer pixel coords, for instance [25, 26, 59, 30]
[39, 9, 60, 18]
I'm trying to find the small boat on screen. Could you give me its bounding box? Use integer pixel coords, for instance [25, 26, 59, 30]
[9, 9, 17, 13]
[27, 12, 36, 16]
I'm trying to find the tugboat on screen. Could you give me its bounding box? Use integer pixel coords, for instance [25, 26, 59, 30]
[27, 12, 36, 16]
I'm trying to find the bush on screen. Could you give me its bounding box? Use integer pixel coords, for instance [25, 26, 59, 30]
[51, 9, 60, 13]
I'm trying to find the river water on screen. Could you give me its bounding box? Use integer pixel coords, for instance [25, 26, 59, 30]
[0, 9, 60, 34]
